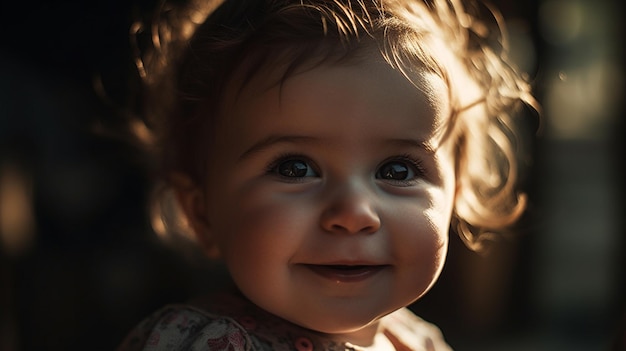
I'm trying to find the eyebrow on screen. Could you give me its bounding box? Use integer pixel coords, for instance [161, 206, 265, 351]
[238, 135, 319, 161]
[386, 138, 436, 153]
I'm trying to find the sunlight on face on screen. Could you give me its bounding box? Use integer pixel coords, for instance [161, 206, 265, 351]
[202, 54, 457, 343]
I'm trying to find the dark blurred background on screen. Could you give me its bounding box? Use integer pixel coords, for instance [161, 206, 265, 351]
[0, 0, 623, 350]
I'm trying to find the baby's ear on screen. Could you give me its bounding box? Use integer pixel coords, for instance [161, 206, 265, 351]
[170, 173, 221, 259]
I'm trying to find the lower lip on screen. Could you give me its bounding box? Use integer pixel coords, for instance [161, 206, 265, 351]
[303, 265, 387, 283]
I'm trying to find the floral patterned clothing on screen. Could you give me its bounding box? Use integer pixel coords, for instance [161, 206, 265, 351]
[117, 293, 452, 351]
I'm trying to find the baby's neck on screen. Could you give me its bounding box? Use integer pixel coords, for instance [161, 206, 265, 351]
[330, 318, 398, 351]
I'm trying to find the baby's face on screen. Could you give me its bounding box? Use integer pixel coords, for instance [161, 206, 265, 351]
[201, 55, 456, 342]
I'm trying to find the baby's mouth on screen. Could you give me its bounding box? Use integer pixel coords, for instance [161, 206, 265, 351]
[303, 264, 387, 282]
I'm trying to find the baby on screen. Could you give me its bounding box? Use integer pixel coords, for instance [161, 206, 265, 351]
[117, 0, 538, 350]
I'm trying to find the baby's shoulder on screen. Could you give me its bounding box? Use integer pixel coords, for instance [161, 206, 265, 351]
[116, 304, 255, 351]
[116, 293, 338, 351]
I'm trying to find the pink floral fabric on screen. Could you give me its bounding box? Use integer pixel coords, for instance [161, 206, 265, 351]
[117, 293, 452, 351]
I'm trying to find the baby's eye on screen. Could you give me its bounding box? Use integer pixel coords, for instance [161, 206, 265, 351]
[273, 158, 319, 178]
[376, 157, 424, 184]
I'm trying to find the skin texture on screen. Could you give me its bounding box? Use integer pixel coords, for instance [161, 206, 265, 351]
[181, 54, 459, 346]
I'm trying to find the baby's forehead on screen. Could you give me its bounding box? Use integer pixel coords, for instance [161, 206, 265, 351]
[227, 42, 452, 101]
[217, 52, 455, 148]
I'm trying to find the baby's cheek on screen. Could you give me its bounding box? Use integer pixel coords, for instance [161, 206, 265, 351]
[398, 234, 448, 302]
[218, 193, 311, 280]
[387, 196, 450, 289]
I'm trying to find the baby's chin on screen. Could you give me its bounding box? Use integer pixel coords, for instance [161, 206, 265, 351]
[276, 307, 397, 346]
[311, 317, 384, 347]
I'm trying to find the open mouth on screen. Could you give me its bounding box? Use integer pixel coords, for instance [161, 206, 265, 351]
[326, 265, 370, 270]
[303, 264, 387, 282]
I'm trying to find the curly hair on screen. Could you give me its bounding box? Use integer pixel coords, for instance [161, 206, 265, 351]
[128, 0, 538, 251]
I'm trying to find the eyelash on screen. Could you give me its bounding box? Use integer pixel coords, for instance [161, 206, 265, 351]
[265, 153, 427, 183]
[378, 154, 427, 183]
[265, 153, 319, 180]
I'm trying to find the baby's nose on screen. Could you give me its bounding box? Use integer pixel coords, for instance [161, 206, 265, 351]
[318, 182, 381, 235]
